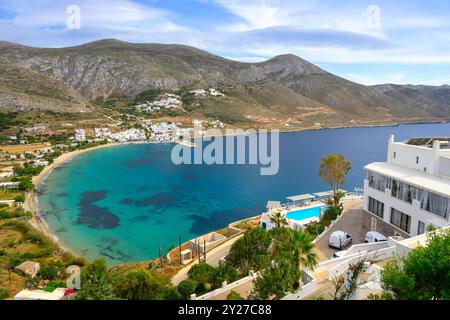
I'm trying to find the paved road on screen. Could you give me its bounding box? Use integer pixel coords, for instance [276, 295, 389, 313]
[171, 234, 243, 286]
[314, 199, 367, 261]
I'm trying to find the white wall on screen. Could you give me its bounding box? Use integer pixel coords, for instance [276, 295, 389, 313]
[364, 179, 449, 236]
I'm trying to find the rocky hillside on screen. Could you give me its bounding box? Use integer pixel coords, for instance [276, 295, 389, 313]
[0, 39, 449, 128]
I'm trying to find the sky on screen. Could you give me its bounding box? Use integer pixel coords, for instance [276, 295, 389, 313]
[0, 0, 450, 86]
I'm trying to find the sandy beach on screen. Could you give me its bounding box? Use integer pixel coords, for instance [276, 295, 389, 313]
[22, 143, 120, 253]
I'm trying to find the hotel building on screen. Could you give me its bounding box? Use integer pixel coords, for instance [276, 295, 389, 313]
[363, 136, 450, 237]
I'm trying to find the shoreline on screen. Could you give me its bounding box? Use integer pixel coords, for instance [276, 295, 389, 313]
[19, 119, 450, 262]
[23, 143, 122, 254]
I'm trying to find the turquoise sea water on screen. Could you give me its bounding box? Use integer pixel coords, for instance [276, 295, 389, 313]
[38, 123, 450, 265]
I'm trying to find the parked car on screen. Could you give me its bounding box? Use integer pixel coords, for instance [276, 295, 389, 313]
[365, 231, 388, 243]
[328, 231, 353, 249]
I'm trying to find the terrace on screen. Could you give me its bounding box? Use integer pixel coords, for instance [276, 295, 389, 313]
[260, 189, 354, 231]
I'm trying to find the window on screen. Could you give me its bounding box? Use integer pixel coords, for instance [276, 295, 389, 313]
[367, 170, 388, 192]
[418, 189, 450, 220]
[393, 152, 397, 159]
[417, 221, 425, 235]
[416, 156, 420, 164]
[368, 197, 384, 218]
[390, 208, 411, 233]
[391, 179, 418, 204]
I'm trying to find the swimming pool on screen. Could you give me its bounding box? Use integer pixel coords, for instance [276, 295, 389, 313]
[285, 204, 326, 222]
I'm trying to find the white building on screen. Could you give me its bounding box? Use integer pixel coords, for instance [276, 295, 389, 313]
[33, 160, 49, 167]
[0, 172, 14, 179]
[14, 288, 68, 301]
[109, 129, 147, 143]
[94, 128, 111, 138]
[363, 135, 450, 238]
[0, 182, 20, 189]
[74, 129, 86, 142]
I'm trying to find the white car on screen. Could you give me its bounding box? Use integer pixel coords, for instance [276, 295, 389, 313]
[328, 231, 353, 249]
[365, 231, 388, 243]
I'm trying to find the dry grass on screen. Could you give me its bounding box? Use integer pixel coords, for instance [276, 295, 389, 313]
[0, 228, 22, 245]
[0, 143, 51, 154]
[0, 268, 26, 299]
[0, 190, 23, 201]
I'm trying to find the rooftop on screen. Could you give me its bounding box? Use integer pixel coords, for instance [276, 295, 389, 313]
[365, 162, 450, 198]
[14, 288, 67, 300]
[406, 137, 450, 149]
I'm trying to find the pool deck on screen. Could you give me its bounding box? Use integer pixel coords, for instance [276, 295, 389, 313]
[261, 201, 325, 228]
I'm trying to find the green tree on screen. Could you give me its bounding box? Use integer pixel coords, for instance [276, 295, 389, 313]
[18, 179, 34, 191]
[269, 211, 287, 229]
[253, 260, 301, 300]
[211, 263, 238, 289]
[319, 153, 351, 208]
[77, 258, 117, 300]
[187, 263, 215, 293]
[177, 279, 198, 299]
[227, 227, 272, 275]
[381, 229, 450, 300]
[39, 261, 66, 280]
[77, 276, 118, 300]
[289, 229, 318, 271]
[14, 195, 26, 203]
[113, 270, 173, 300]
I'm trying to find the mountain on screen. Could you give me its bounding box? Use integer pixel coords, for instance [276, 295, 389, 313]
[0, 39, 449, 129]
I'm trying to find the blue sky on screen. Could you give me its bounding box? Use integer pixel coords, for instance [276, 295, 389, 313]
[1, 0, 450, 85]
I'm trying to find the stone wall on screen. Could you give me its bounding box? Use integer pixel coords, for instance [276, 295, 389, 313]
[361, 210, 410, 238]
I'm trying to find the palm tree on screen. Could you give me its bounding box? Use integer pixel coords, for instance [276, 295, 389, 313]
[269, 211, 287, 229]
[319, 153, 351, 208]
[290, 229, 318, 271]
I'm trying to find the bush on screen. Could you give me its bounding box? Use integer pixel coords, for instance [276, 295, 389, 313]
[211, 263, 238, 289]
[14, 195, 26, 203]
[43, 280, 67, 292]
[0, 288, 11, 300]
[177, 279, 198, 299]
[113, 270, 173, 300]
[187, 263, 215, 293]
[227, 291, 243, 300]
[61, 252, 87, 267]
[226, 227, 272, 275]
[0, 210, 9, 219]
[18, 179, 35, 191]
[39, 262, 66, 280]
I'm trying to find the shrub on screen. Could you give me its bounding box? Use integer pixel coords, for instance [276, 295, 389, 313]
[61, 252, 87, 267]
[211, 263, 238, 289]
[226, 227, 272, 275]
[187, 263, 215, 293]
[14, 195, 26, 203]
[0, 211, 9, 219]
[113, 270, 173, 300]
[227, 291, 243, 300]
[177, 279, 198, 299]
[0, 288, 11, 300]
[18, 179, 35, 191]
[39, 262, 66, 280]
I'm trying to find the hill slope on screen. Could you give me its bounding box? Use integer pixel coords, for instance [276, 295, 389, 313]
[0, 39, 449, 128]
